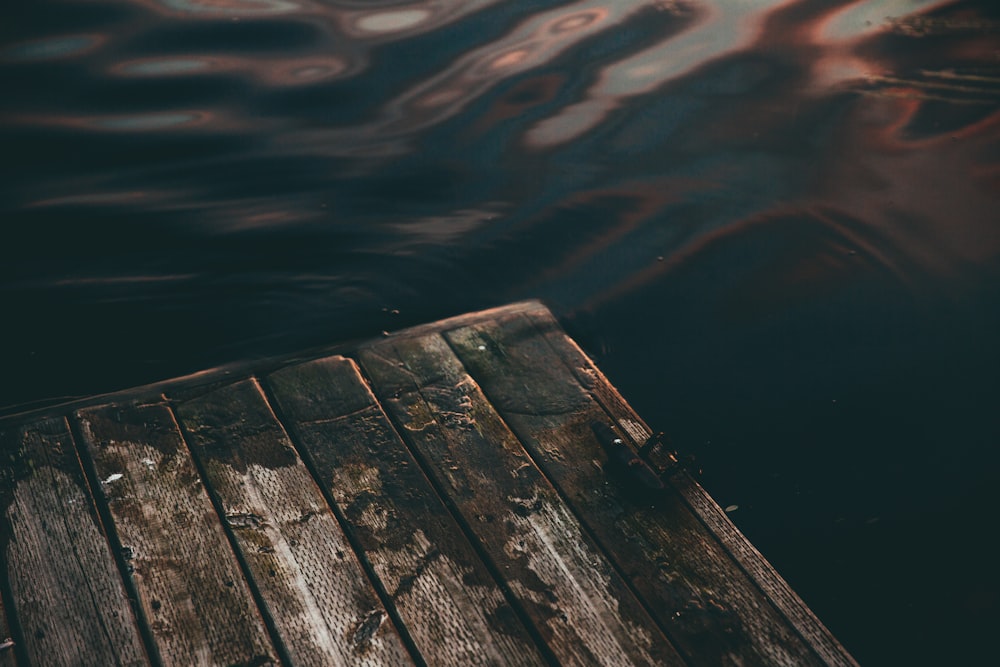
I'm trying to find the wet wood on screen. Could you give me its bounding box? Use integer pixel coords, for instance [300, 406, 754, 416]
[0, 300, 856, 667]
[74, 403, 276, 667]
[519, 307, 859, 667]
[360, 334, 685, 666]
[0, 418, 149, 667]
[444, 310, 838, 666]
[267, 356, 547, 667]
[175, 378, 413, 667]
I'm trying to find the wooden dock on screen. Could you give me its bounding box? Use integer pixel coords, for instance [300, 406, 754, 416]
[0, 301, 856, 666]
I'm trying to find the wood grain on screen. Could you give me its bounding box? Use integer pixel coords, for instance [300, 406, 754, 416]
[0, 418, 149, 667]
[75, 403, 277, 667]
[0, 300, 856, 667]
[518, 306, 860, 667]
[360, 334, 685, 666]
[444, 312, 830, 666]
[175, 378, 413, 667]
[267, 356, 547, 667]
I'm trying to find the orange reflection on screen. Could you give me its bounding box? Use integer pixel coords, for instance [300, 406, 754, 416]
[583, 94, 999, 313]
[819, 0, 954, 42]
[112, 53, 357, 86]
[252, 54, 354, 85]
[808, 0, 953, 90]
[470, 74, 565, 132]
[289, 0, 626, 157]
[525, 0, 967, 149]
[5, 110, 236, 133]
[525, 0, 792, 149]
[817, 99, 1000, 277]
[339, 1, 501, 42]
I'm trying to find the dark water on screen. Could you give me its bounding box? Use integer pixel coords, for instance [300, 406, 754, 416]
[2, 0, 998, 662]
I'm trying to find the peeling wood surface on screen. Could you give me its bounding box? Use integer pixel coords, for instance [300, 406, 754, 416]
[268, 357, 546, 667]
[0, 300, 855, 667]
[0, 418, 149, 667]
[75, 404, 276, 667]
[360, 334, 684, 666]
[175, 378, 413, 667]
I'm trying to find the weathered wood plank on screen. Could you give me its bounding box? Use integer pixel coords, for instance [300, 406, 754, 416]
[0, 301, 855, 667]
[444, 313, 831, 667]
[0, 418, 149, 667]
[360, 334, 685, 666]
[175, 378, 414, 667]
[74, 403, 277, 667]
[267, 356, 547, 667]
[519, 307, 859, 667]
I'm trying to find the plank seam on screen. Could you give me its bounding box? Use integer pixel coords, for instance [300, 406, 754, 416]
[67, 414, 164, 667]
[255, 375, 429, 667]
[350, 351, 564, 667]
[168, 401, 296, 667]
[434, 332, 694, 667]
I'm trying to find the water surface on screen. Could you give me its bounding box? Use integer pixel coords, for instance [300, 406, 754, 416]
[2, 1, 998, 663]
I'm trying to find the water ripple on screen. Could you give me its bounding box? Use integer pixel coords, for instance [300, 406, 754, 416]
[142, 0, 304, 18]
[2, 34, 103, 61]
[1, 0, 998, 424]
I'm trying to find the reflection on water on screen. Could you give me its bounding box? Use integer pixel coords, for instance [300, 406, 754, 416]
[288, 0, 657, 157]
[118, 56, 211, 75]
[2, 34, 103, 61]
[144, 0, 303, 17]
[2, 0, 998, 663]
[92, 110, 208, 130]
